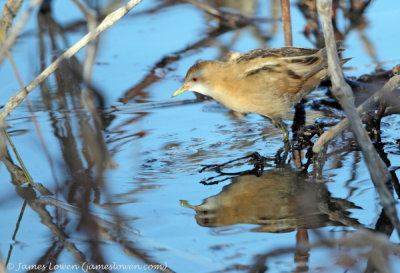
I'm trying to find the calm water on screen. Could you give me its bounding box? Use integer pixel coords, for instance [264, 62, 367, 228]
[1, 1, 400, 272]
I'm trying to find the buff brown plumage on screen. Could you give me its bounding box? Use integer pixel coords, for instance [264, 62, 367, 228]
[172, 47, 348, 141]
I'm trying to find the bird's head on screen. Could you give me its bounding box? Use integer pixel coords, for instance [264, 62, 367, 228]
[171, 61, 218, 98]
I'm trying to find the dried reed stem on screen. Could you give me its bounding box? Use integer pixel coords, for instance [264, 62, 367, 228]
[317, 0, 400, 236]
[0, 0, 143, 120]
[0, 0, 23, 36]
[0, 0, 42, 65]
[280, 0, 293, 46]
[313, 75, 400, 153]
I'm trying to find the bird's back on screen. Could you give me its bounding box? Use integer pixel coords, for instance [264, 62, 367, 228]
[234, 47, 329, 94]
[220, 47, 331, 119]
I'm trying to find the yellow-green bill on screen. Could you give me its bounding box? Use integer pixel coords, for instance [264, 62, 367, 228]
[179, 200, 195, 209]
[171, 85, 188, 97]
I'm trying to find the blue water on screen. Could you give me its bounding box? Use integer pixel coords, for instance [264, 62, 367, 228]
[1, 0, 400, 272]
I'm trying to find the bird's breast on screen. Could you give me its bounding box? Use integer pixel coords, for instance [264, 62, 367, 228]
[210, 85, 291, 120]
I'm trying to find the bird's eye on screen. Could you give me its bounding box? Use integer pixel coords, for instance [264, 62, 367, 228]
[192, 77, 198, 82]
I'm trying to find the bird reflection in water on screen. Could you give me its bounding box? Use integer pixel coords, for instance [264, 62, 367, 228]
[185, 168, 362, 232]
[182, 168, 363, 270]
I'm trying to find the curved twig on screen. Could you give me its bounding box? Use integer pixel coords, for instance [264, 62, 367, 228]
[313, 74, 400, 153]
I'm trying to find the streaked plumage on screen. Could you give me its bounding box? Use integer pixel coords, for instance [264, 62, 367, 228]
[172, 47, 347, 140]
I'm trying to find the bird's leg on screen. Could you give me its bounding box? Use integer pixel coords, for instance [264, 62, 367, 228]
[271, 119, 291, 165]
[272, 119, 290, 145]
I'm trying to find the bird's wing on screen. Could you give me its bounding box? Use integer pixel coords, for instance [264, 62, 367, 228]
[237, 47, 326, 79]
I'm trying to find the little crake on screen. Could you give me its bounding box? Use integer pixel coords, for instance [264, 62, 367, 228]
[172, 47, 346, 141]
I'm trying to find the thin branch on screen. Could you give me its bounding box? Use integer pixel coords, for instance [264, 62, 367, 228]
[280, 0, 293, 46]
[7, 50, 61, 188]
[0, 0, 23, 35]
[71, 0, 98, 84]
[313, 74, 400, 153]
[317, 0, 400, 236]
[0, 0, 143, 120]
[0, 0, 43, 65]
[5, 201, 27, 267]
